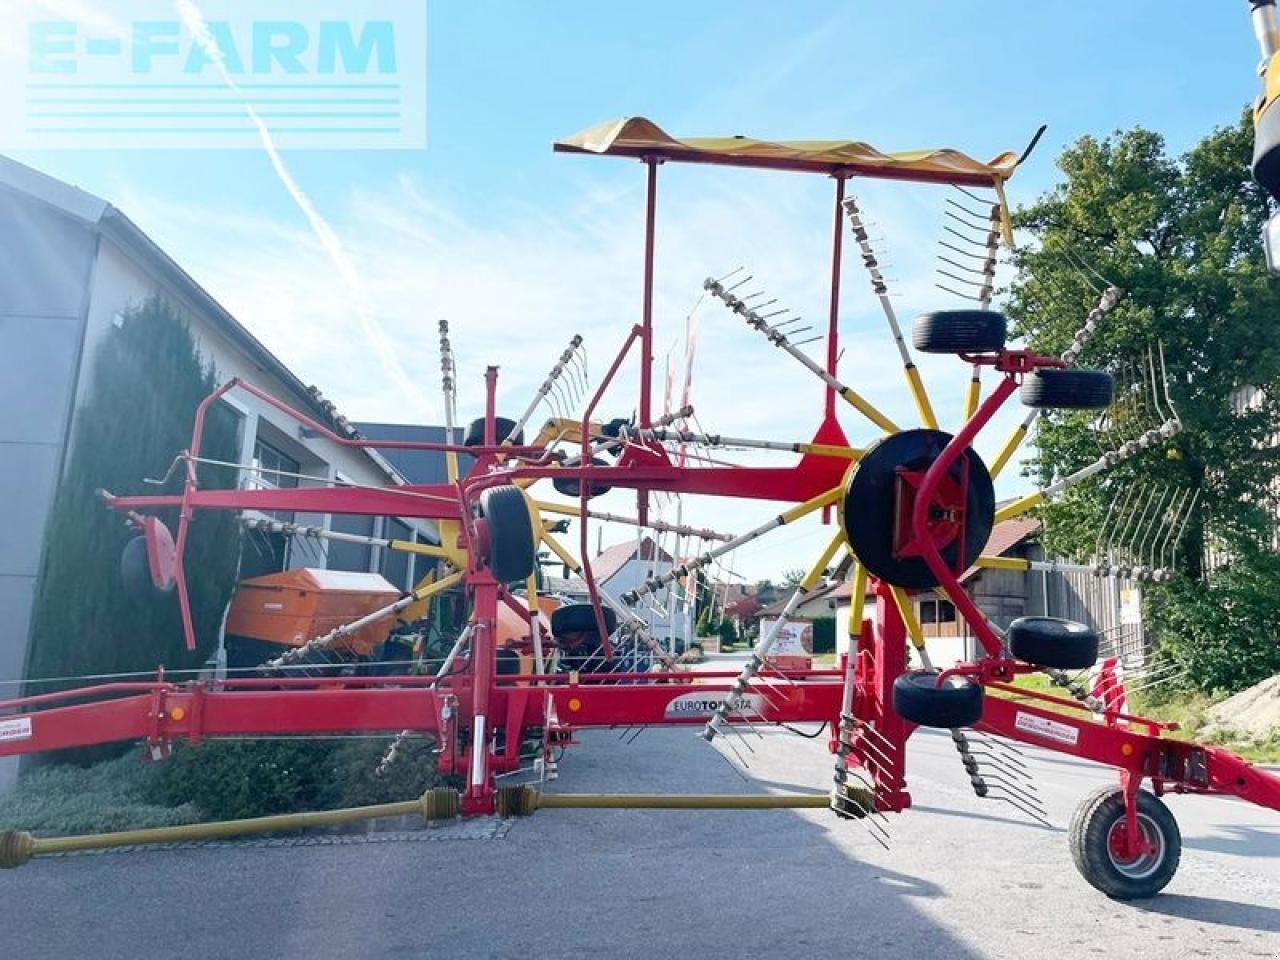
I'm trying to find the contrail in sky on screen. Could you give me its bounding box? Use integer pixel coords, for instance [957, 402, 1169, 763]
[172, 0, 431, 420]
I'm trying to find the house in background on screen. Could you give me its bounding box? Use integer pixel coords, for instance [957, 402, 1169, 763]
[0, 155, 435, 789]
[826, 516, 1042, 665]
[587, 537, 692, 648]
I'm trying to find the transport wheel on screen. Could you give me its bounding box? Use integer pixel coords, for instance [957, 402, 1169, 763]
[551, 602, 617, 637]
[912, 310, 1007, 354]
[463, 416, 524, 447]
[120, 535, 173, 597]
[1020, 369, 1114, 410]
[481, 485, 536, 583]
[841, 429, 995, 590]
[1069, 786, 1181, 899]
[892, 669, 983, 728]
[552, 456, 613, 498]
[1008, 616, 1099, 670]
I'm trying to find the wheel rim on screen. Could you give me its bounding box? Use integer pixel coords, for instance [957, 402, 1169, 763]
[1106, 813, 1165, 880]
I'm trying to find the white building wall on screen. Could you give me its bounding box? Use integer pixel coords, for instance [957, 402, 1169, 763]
[75, 235, 428, 582]
[600, 558, 691, 647]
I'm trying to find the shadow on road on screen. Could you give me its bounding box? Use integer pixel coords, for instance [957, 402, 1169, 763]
[1137, 894, 1280, 932]
[1184, 823, 1280, 859]
[911, 802, 1060, 833]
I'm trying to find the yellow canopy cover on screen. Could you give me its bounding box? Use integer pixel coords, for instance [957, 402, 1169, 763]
[553, 117, 1021, 187]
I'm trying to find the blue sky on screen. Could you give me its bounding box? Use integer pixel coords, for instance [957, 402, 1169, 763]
[2, 2, 1263, 579]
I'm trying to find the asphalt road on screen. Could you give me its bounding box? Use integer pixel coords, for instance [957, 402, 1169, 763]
[2, 669, 1279, 959]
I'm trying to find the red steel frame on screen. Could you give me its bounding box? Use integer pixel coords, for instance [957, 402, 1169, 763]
[2, 141, 1279, 838]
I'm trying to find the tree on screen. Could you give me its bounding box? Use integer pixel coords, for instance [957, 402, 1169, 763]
[781, 568, 805, 588]
[1007, 111, 1280, 691]
[26, 299, 241, 698]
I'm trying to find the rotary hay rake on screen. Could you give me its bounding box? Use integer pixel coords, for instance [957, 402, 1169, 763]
[1, 116, 1278, 901]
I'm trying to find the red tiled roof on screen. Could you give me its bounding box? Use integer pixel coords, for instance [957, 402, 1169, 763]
[961, 516, 1041, 582]
[786, 516, 1042, 602]
[590, 536, 674, 584]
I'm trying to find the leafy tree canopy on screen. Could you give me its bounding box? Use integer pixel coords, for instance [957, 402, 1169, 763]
[1007, 111, 1280, 692]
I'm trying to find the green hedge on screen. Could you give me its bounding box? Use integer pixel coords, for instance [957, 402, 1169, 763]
[150, 738, 455, 821]
[810, 618, 836, 654]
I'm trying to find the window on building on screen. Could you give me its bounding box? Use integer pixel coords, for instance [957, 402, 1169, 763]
[328, 514, 375, 572]
[381, 519, 413, 590]
[918, 599, 957, 625]
[251, 438, 300, 491]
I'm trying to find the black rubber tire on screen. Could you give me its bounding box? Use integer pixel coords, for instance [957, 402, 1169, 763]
[120, 535, 173, 597]
[1008, 616, 1099, 669]
[841, 429, 995, 590]
[463, 417, 524, 447]
[480, 485, 536, 583]
[495, 648, 522, 677]
[551, 602, 617, 638]
[892, 670, 984, 728]
[1020, 369, 1114, 410]
[552, 456, 613, 499]
[1069, 786, 1181, 900]
[912, 310, 1007, 354]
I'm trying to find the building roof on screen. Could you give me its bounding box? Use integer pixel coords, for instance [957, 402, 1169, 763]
[960, 516, 1041, 583]
[590, 536, 674, 584]
[0, 153, 404, 486]
[772, 516, 1044, 612]
[357, 423, 474, 485]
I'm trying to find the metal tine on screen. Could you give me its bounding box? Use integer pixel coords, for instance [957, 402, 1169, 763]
[1104, 483, 1139, 558]
[1135, 486, 1171, 569]
[857, 717, 897, 759]
[624, 725, 647, 745]
[834, 770, 894, 840]
[1126, 486, 1163, 567]
[850, 727, 895, 776]
[967, 731, 1032, 763]
[945, 197, 996, 221]
[988, 791, 1053, 828]
[953, 183, 999, 205]
[944, 225, 992, 247]
[739, 290, 770, 302]
[839, 765, 895, 829]
[734, 709, 767, 741]
[977, 767, 1045, 807]
[1146, 345, 1168, 425]
[945, 209, 995, 234]
[942, 236, 988, 259]
[938, 255, 991, 277]
[1059, 246, 1104, 295]
[1156, 488, 1190, 569]
[1158, 342, 1181, 426]
[721, 716, 756, 754]
[937, 283, 980, 301]
[1157, 488, 1191, 571]
[1113, 485, 1154, 563]
[1171, 488, 1200, 570]
[1123, 671, 1190, 699]
[714, 266, 745, 284]
[1094, 485, 1122, 559]
[937, 268, 985, 289]
[715, 727, 752, 768]
[724, 273, 754, 293]
[963, 742, 1034, 776]
[982, 782, 1050, 822]
[792, 335, 823, 348]
[772, 316, 806, 331]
